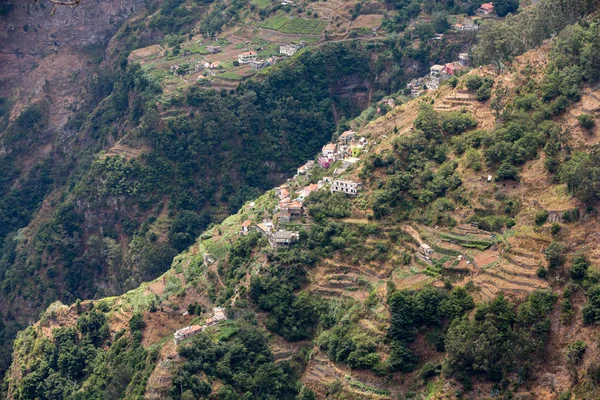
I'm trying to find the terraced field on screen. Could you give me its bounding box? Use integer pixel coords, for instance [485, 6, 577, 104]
[261, 14, 328, 35]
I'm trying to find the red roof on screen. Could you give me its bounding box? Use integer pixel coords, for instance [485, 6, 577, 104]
[288, 201, 303, 208]
[305, 184, 319, 192]
[480, 2, 494, 11]
[242, 219, 252, 227]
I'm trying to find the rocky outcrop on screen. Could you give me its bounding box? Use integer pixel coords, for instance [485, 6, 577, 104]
[0, 0, 146, 124]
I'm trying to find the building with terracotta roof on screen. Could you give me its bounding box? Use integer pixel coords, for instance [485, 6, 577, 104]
[174, 325, 203, 344]
[240, 219, 252, 235]
[338, 130, 356, 144]
[279, 201, 303, 222]
[478, 2, 494, 15]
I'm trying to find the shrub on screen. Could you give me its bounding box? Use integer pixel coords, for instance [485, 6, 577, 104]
[496, 162, 519, 181]
[544, 241, 566, 269]
[464, 75, 484, 91]
[419, 362, 441, 380]
[583, 285, 600, 324]
[534, 210, 549, 226]
[570, 253, 589, 280]
[537, 266, 548, 278]
[578, 114, 595, 130]
[566, 340, 587, 365]
[551, 223, 561, 235]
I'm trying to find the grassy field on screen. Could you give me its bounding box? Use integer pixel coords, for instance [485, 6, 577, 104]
[215, 72, 243, 81]
[261, 14, 327, 35]
[279, 18, 328, 35]
[261, 14, 289, 30]
[251, 0, 272, 9]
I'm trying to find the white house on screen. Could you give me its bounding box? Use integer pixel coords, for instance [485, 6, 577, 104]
[280, 44, 299, 56]
[420, 243, 434, 256]
[430, 65, 445, 77]
[238, 51, 257, 64]
[174, 325, 203, 344]
[330, 179, 361, 195]
[322, 143, 337, 158]
[268, 230, 300, 248]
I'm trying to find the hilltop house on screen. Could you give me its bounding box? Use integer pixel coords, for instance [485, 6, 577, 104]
[238, 51, 257, 64]
[430, 64, 446, 77]
[240, 219, 252, 236]
[297, 160, 314, 175]
[420, 243, 434, 256]
[268, 230, 300, 248]
[276, 185, 290, 200]
[478, 2, 494, 15]
[296, 183, 319, 201]
[280, 44, 300, 56]
[322, 143, 337, 158]
[331, 179, 361, 195]
[174, 325, 203, 344]
[256, 220, 274, 236]
[207, 46, 221, 54]
[338, 130, 356, 144]
[213, 307, 227, 322]
[279, 201, 303, 222]
[453, 23, 479, 32]
[248, 59, 268, 70]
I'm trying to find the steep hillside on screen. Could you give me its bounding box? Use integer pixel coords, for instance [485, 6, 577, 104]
[0, 0, 484, 379]
[6, 12, 600, 399]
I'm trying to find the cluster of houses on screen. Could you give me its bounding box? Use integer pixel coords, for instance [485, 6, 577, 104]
[406, 53, 470, 96]
[174, 307, 228, 344]
[236, 43, 305, 71]
[318, 130, 368, 170]
[237, 132, 366, 248]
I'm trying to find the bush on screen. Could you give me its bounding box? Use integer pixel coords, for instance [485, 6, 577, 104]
[566, 340, 587, 365]
[534, 210, 548, 226]
[578, 114, 595, 130]
[551, 223, 561, 235]
[583, 285, 600, 325]
[464, 75, 484, 91]
[537, 266, 548, 278]
[570, 253, 589, 280]
[496, 162, 519, 181]
[419, 362, 441, 380]
[544, 241, 566, 269]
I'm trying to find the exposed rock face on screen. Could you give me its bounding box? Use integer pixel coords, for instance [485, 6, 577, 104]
[0, 0, 145, 124]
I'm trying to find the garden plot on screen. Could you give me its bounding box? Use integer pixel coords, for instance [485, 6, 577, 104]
[262, 14, 328, 35]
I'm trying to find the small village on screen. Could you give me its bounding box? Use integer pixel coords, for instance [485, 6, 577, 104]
[239, 130, 366, 249]
[173, 306, 228, 344]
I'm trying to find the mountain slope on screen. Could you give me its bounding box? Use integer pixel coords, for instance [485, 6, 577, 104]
[6, 14, 600, 398]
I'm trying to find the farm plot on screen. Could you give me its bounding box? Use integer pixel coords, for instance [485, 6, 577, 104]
[279, 18, 328, 34]
[261, 14, 328, 35]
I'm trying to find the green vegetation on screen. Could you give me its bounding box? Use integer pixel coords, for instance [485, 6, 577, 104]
[173, 322, 309, 399]
[12, 305, 156, 399]
[387, 287, 474, 372]
[445, 291, 557, 390]
[261, 14, 327, 34]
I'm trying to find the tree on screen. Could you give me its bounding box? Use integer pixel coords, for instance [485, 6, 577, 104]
[544, 241, 566, 270]
[570, 253, 589, 280]
[494, 0, 519, 17]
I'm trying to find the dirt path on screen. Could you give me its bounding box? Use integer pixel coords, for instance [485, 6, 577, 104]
[402, 225, 423, 244]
